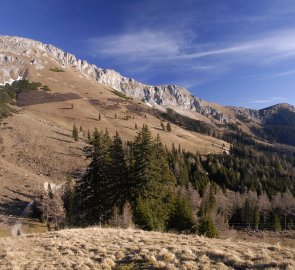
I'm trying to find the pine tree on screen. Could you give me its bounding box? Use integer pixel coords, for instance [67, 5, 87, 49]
[72, 124, 79, 141]
[201, 184, 216, 216]
[254, 207, 260, 230]
[131, 124, 154, 196]
[161, 121, 165, 131]
[75, 129, 112, 225]
[109, 131, 129, 209]
[274, 213, 282, 231]
[167, 193, 196, 233]
[63, 178, 75, 223]
[87, 129, 91, 142]
[179, 163, 190, 187]
[166, 122, 172, 132]
[178, 144, 181, 153]
[198, 215, 218, 238]
[243, 199, 253, 229]
[172, 142, 177, 159]
[79, 125, 83, 132]
[132, 126, 175, 231]
[135, 196, 155, 230]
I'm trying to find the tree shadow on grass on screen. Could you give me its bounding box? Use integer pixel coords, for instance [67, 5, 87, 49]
[0, 197, 30, 218]
[5, 188, 34, 200]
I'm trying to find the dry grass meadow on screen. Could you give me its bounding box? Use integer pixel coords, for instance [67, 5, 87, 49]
[0, 227, 294, 270]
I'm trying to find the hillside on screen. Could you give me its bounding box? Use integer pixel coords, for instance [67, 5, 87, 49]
[0, 36, 231, 236]
[0, 227, 294, 270]
[1, 35, 295, 141]
[0, 35, 294, 260]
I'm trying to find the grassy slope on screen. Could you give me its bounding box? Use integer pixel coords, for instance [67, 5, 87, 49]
[0, 55, 229, 231]
[0, 227, 294, 270]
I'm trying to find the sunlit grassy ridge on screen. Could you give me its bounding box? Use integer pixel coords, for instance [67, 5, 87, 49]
[0, 227, 294, 269]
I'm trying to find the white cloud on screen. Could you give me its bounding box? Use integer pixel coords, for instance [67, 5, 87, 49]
[260, 69, 295, 79]
[87, 28, 295, 91]
[178, 29, 295, 64]
[248, 97, 286, 104]
[88, 31, 183, 61]
[89, 29, 295, 67]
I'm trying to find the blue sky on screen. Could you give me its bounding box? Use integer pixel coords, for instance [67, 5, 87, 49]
[1, 0, 295, 109]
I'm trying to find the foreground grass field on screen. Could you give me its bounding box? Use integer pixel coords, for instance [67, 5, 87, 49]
[0, 227, 294, 270]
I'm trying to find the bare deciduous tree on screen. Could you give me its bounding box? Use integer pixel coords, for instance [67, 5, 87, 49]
[34, 186, 65, 230]
[110, 201, 135, 229]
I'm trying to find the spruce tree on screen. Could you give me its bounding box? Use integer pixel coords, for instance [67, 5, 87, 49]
[274, 213, 282, 231]
[167, 194, 196, 233]
[254, 207, 260, 230]
[198, 184, 218, 237]
[63, 178, 75, 223]
[131, 124, 154, 196]
[87, 129, 91, 142]
[166, 122, 172, 132]
[132, 126, 175, 231]
[109, 131, 129, 209]
[198, 215, 218, 238]
[75, 129, 112, 225]
[161, 121, 165, 131]
[178, 144, 181, 153]
[72, 124, 79, 141]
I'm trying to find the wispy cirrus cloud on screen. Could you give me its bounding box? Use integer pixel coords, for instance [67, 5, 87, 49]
[248, 97, 286, 104]
[88, 30, 184, 62]
[178, 29, 295, 64]
[88, 28, 295, 68]
[86, 28, 295, 93]
[260, 69, 295, 79]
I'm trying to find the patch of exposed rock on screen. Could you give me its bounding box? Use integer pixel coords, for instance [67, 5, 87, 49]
[0, 35, 228, 122]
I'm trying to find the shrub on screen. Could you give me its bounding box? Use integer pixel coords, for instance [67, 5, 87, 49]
[111, 89, 132, 100]
[49, 67, 65, 72]
[110, 202, 135, 229]
[167, 195, 197, 233]
[198, 215, 218, 238]
[41, 85, 51, 91]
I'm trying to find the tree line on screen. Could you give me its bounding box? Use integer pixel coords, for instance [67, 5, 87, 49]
[34, 125, 295, 237]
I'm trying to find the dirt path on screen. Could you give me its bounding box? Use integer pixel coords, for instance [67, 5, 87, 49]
[11, 201, 34, 236]
[9, 181, 66, 237]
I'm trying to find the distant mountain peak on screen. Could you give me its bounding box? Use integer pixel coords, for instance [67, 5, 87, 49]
[260, 103, 295, 112]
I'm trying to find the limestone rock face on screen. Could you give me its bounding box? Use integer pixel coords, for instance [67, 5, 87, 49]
[0, 36, 227, 121]
[93, 69, 226, 121]
[228, 106, 261, 120]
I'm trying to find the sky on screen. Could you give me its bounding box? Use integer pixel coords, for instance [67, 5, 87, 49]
[0, 0, 295, 109]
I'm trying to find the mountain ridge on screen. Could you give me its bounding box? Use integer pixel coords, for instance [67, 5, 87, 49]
[1, 35, 294, 126]
[0, 36, 237, 123]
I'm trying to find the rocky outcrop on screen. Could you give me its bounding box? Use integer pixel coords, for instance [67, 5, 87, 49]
[228, 106, 261, 121]
[228, 103, 295, 124]
[0, 36, 228, 121]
